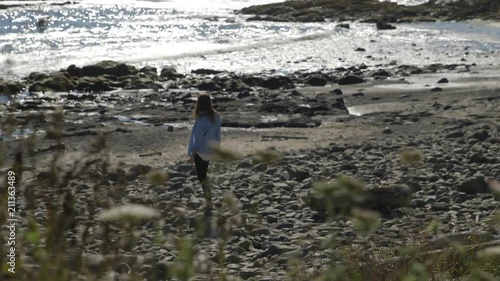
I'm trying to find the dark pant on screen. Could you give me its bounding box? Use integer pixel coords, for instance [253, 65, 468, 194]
[194, 153, 211, 202]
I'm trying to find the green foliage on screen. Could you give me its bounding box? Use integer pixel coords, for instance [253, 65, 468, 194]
[425, 219, 440, 235]
[351, 207, 380, 236]
[147, 170, 170, 185]
[210, 143, 243, 162]
[0, 142, 5, 166]
[171, 238, 196, 281]
[254, 148, 282, 163]
[401, 262, 429, 281]
[488, 211, 500, 227]
[399, 147, 424, 167]
[310, 175, 367, 219]
[464, 269, 500, 281]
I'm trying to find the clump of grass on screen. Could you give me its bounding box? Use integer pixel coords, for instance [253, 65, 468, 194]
[147, 170, 170, 185]
[254, 148, 282, 163]
[210, 143, 243, 162]
[309, 175, 367, 218]
[399, 147, 424, 167]
[351, 207, 380, 236]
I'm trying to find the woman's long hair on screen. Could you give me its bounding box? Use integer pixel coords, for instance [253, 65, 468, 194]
[193, 94, 217, 120]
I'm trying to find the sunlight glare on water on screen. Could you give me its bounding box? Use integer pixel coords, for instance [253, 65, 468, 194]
[0, 0, 498, 79]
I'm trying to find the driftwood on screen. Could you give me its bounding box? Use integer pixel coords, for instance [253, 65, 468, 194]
[262, 135, 309, 140]
[139, 151, 162, 157]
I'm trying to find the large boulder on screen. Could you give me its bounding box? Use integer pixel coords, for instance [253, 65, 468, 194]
[191, 68, 224, 75]
[160, 67, 185, 80]
[376, 20, 396, 30]
[308, 185, 412, 212]
[27, 72, 49, 82]
[314, 93, 347, 111]
[471, 130, 489, 142]
[223, 79, 251, 92]
[338, 75, 365, 85]
[197, 81, 222, 92]
[0, 80, 24, 95]
[363, 185, 412, 209]
[29, 73, 76, 92]
[257, 76, 294, 90]
[371, 69, 392, 77]
[81, 64, 106, 77]
[304, 74, 328, 86]
[457, 177, 499, 197]
[259, 100, 298, 114]
[241, 75, 264, 87]
[139, 66, 158, 76]
[127, 164, 152, 181]
[67, 64, 82, 78]
[123, 77, 163, 90]
[81, 61, 137, 77]
[76, 76, 113, 92]
[104, 62, 137, 77]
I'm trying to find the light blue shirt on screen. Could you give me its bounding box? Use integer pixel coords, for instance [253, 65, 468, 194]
[188, 112, 222, 160]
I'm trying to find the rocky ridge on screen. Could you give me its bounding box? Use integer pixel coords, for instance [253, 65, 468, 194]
[237, 0, 500, 23]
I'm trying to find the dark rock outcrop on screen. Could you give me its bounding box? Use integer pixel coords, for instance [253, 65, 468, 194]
[160, 67, 185, 80]
[197, 81, 223, 92]
[76, 76, 113, 92]
[0, 80, 24, 95]
[304, 75, 328, 87]
[237, 0, 500, 23]
[191, 69, 224, 75]
[257, 76, 294, 90]
[338, 75, 365, 85]
[29, 73, 76, 92]
[81, 61, 137, 78]
[376, 20, 396, 30]
[67, 65, 82, 78]
[308, 185, 413, 213]
[457, 177, 498, 195]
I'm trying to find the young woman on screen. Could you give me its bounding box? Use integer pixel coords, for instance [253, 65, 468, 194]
[187, 94, 221, 216]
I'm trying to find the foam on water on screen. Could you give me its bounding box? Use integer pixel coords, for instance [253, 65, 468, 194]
[0, 0, 499, 79]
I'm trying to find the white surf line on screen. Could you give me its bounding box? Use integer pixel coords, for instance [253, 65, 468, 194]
[122, 28, 342, 64]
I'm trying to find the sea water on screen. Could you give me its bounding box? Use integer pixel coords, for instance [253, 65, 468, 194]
[0, 0, 499, 79]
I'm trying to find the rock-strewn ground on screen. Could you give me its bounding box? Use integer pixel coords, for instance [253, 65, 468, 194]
[2, 63, 499, 280]
[0, 60, 485, 135]
[237, 0, 500, 23]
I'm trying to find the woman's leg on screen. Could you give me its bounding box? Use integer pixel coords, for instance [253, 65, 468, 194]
[194, 154, 212, 213]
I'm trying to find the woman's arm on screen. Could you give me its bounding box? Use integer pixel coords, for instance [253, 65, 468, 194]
[215, 114, 221, 143]
[187, 120, 197, 156]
